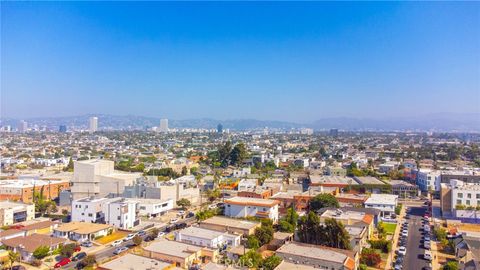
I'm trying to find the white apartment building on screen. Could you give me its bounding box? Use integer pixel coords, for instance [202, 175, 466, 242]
[104, 199, 139, 229]
[71, 197, 111, 223]
[364, 194, 398, 216]
[416, 169, 441, 192]
[127, 198, 173, 218]
[71, 159, 141, 199]
[89, 116, 98, 133]
[224, 196, 280, 222]
[72, 197, 139, 229]
[175, 226, 241, 249]
[450, 180, 480, 208]
[0, 201, 35, 226]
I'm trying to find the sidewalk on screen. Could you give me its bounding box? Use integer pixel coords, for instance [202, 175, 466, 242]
[431, 240, 440, 269]
[384, 205, 405, 270]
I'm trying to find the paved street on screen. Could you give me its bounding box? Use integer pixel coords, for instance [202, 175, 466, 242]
[404, 206, 429, 270]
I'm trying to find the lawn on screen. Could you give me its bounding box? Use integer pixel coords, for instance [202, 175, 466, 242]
[96, 231, 129, 245]
[382, 223, 397, 234]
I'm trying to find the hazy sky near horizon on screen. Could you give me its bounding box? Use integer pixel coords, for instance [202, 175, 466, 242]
[1, 2, 479, 122]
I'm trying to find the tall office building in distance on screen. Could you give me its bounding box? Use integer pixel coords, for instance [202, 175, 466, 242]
[217, 123, 223, 133]
[89, 117, 98, 133]
[329, 128, 339, 137]
[159, 118, 169, 132]
[59, 125, 67, 133]
[17, 120, 27, 133]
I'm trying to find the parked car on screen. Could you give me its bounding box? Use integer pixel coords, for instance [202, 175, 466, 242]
[124, 233, 135, 241]
[72, 252, 87, 262]
[177, 210, 185, 216]
[73, 245, 81, 252]
[81, 241, 93, 247]
[424, 241, 431, 249]
[113, 246, 128, 255]
[170, 218, 179, 224]
[397, 246, 407, 256]
[424, 236, 431, 242]
[157, 232, 165, 238]
[12, 266, 26, 270]
[111, 240, 123, 247]
[144, 235, 155, 242]
[54, 258, 71, 268]
[137, 230, 146, 237]
[176, 222, 187, 230]
[186, 211, 195, 218]
[424, 251, 432, 261]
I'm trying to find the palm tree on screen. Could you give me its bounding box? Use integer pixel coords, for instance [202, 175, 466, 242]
[8, 251, 20, 270]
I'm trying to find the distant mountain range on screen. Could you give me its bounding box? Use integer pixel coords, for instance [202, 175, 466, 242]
[1, 113, 479, 132]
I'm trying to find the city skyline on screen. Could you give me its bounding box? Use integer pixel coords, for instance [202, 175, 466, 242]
[1, 2, 479, 122]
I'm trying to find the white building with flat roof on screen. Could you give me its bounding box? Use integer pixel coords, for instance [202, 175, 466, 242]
[0, 201, 35, 226]
[126, 198, 173, 218]
[175, 226, 241, 249]
[224, 196, 280, 222]
[364, 194, 398, 216]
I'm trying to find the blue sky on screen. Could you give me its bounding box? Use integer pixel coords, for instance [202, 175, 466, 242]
[1, 2, 479, 122]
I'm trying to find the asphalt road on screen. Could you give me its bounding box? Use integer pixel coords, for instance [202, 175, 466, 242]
[403, 206, 429, 270]
[59, 216, 197, 269]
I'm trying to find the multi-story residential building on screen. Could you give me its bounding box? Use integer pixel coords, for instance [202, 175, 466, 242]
[390, 180, 419, 198]
[159, 119, 168, 132]
[441, 171, 480, 185]
[0, 201, 35, 226]
[127, 198, 173, 218]
[0, 178, 69, 203]
[364, 194, 398, 217]
[175, 226, 241, 249]
[72, 197, 139, 229]
[103, 198, 139, 229]
[416, 169, 441, 192]
[441, 179, 480, 218]
[320, 208, 375, 239]
[224, 196, 280, 222]
[71, 159, 141, 199]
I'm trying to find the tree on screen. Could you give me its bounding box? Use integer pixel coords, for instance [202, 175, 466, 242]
[246, 235, 260, 249]
[206, 188, 221, 202]
[309, 193, 339, 212]
[283, 207, 299, 231]
[150, 228, 160, 238]
[434, 227, 448, 242]
[239, 250, 263, 269]
[443, 261, 459, 270]
[176, 198, 191, 210]
[278, 220, 295, 233]
[181, 166, 188, 176]
[60, 243, 76, 258]
[64, 157, 74, 172]
[360, 248, 381, 267]
[77, 255, 97, 269]
[298, 213, 350, 250]
[230, 143, 248, 166]
[133, 235, 143, 246]
[8, 251, 19, 270]
[33, 245, 50, 259]
[260, 255, 282, 270]
[254, 220, 274, 246]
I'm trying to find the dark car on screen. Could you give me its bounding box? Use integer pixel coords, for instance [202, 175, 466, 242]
[186, 211, 195, 218]
[72, 252, 87, 262]
[81, 241, 93, 247]
[12, 266, 26, 270]
[137, 230, 147, 237]
[176, 222, 187, 230]
[144, 235, 155, 242]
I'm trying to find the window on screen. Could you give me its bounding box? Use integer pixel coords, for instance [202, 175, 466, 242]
[477, 194, 480, 199]
[468, 194, 472, 199]
[88, 213, 92, 217]
[458, 193, 463, 198]
[457, 200, 462, 205]
[466, 200, 471, 205]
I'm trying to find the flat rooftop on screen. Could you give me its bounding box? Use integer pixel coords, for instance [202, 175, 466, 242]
[365, 194, 398, 205]
[0, 179, 68, 188]
[144, 239, 202, 258]
[0, 201, 31, 209]
[321, 209, 371, 224]
[309, 176, 357, 185]
[353, 176, 386, 185]
[277, 241, 354, 265]
[179, 226, 239, 240]
[224, 196, 280, 207]
[55, 222, 112, 234]
[99, 254, 176, 270]
[200, 216, 260, 230]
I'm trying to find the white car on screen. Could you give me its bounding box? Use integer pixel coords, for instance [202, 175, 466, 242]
[157, 232, 165, 238]
[123, 233, 135, 241]
[177, 210, 185, 216]
[424, 251, 432, 261]
[401, 231, 408, 237]
[398, 246, 407, 256]
[170, 218, 179, 224]
[111, 240, 123, 247]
